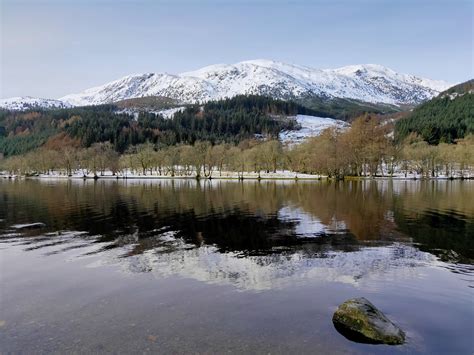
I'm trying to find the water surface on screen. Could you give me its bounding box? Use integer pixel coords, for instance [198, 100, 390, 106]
[0, 179, 473, 353]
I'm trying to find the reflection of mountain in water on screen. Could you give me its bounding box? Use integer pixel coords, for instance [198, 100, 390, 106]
[115, 233, 436, 291]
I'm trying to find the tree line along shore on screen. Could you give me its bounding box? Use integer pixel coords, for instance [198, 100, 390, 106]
[1, 116, 473, 180]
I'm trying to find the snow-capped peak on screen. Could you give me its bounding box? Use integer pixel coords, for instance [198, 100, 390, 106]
[59, 60, 451, 107]
[1, 60, 453, 110]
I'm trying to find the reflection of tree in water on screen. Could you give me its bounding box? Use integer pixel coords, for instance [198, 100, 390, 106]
[0, 179, 472, 263]
[78, 205, 364, 257]
[394, 209, 474, 262]
[282, 180, 397, 240]
[390, 180, 474, 262]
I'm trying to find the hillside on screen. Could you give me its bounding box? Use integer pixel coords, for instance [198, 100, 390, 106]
[0, 95, 325, 156]
[395, 79, 474, 144]
[114, 96, 180, 111]
[295, 95, 400, 121]
[103, 94, 401, 122]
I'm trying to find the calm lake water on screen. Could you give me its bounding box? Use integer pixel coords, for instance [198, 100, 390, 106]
[0, 179, 473, 354]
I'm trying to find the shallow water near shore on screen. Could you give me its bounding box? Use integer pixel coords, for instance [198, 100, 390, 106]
[0, 179, 473, 354]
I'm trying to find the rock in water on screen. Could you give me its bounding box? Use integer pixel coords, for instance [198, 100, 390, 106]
[332, 297, 405, 345]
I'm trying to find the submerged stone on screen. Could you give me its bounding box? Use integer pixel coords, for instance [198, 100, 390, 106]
[332, 297, 405, 345]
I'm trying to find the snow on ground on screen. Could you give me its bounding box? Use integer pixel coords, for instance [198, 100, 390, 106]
[30, 169, 321, 180]
[115, 108, 139, 120]
[155, 106, 186, 119]
[0, 97, 72, 110]
[279, 115, 349, 145]
[113, 106, 186, 119]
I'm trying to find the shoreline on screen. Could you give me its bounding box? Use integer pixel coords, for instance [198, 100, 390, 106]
[2, 174, 473, 181]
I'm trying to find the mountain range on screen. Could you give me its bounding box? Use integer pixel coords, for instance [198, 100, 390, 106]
[1, 60, 451, 111]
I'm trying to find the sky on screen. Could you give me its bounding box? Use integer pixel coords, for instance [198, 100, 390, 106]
[1, 0, 472, 99]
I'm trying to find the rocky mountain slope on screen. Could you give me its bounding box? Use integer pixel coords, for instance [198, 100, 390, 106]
[60, 60, 449, 107]
[1, 60, 451, 110]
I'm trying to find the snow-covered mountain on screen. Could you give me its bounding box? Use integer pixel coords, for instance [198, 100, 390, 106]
[0, 96, 72, 111]
[60, 60, 450, 107]
[1, 60, 451, 110]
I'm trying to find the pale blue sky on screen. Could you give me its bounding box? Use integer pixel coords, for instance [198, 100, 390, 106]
[1, 0, 472, 98]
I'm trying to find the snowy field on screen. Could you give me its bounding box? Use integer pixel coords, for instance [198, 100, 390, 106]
[0, 169, 320, 180]
[156, 107, 186, 118]
[279, 115, 349, 144]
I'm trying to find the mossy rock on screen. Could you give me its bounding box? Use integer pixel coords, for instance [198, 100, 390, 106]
[333, 297, 405, 345]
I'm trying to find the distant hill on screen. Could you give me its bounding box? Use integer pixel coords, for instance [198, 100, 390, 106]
[395, 79, 474, 144]
[442, 79, 474, 96]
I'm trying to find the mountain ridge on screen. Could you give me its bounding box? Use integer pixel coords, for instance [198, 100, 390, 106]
[0, 96, 72, 111]
[1, 60, 452, 110]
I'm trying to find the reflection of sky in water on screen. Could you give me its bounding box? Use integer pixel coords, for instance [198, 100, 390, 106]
[278, 206, 347, 237]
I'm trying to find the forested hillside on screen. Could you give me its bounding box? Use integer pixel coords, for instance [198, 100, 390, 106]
[0, 95, 311, 157]
[114, 96, 180, 110]
[296, 96, 401, 121]
[115, 94, 398, 121]
[395, 80, 474, 144]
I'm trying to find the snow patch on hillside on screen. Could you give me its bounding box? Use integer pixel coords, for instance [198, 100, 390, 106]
[0, 96, 72, 110]
[279, 115, 349, 144]
[157, 106, 186, 119]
